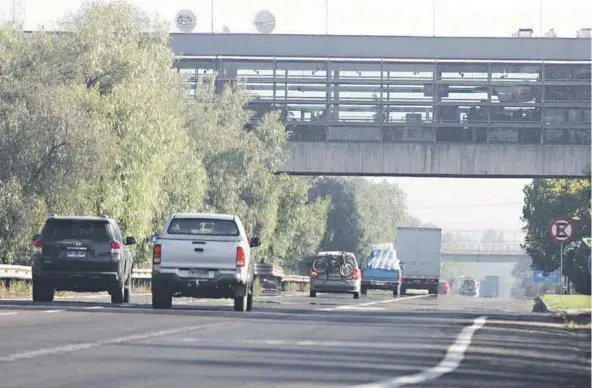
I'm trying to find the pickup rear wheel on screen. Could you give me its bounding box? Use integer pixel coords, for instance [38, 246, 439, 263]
[234, 294, 247, 312]
[152, 290, 172, 309]
[246, 284, 254, 312]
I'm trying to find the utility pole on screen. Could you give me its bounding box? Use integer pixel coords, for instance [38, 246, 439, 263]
[211, 0, 214, 33]
[10, 0, 25, 27]
[432, 0, 436, 37]
[539, 0, 543, 36]
[325, 0, 329, 35]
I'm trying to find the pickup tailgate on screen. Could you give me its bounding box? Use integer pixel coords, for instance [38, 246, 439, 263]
[160, 236, 239, 270]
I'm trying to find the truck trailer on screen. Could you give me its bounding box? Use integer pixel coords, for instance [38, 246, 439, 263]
[395, 227, 442, 295]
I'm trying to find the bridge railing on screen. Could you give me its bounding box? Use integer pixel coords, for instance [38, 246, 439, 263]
[441, 242, 527, 255]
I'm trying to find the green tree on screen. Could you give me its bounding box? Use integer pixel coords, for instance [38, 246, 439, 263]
[522, 178, 591, 294]
[308, 177, 419, 261]
[0, 2, 208, 265]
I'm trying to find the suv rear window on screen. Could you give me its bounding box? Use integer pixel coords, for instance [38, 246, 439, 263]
[41, 219, 111, 242]
[167, 218, 239, 236]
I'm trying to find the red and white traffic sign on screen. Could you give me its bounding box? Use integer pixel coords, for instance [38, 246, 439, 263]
[549, 216, 575, 244]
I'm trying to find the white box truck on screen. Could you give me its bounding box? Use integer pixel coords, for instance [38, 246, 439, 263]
[395, 227, 442, 295]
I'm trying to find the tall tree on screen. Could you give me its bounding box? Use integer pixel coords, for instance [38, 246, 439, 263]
[522, 178, 591, 294]
[308, 177, 421, 261]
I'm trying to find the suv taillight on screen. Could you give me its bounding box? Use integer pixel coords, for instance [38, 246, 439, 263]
[153, 244, 161, 265]
[236, 247, 246, 268]
[111, 241, 121, 256]
[33, 240, 42, 255]
[352, 268, 361, 280]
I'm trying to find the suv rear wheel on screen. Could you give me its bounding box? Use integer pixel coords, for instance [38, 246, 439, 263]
[32, 279, 54, 302]
[123, 268, 132, 303]
[111, 278, 125, 304]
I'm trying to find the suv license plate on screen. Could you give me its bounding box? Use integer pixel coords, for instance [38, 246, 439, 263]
[188, 269, 211, 278]
[67, 251, 86, 258]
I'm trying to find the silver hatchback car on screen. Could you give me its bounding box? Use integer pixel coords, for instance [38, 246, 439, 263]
[309, 251, 362, 299]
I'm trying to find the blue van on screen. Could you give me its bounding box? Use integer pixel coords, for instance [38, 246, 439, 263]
[361, 248, 402, 297]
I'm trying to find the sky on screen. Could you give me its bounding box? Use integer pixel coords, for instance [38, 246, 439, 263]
[1, 0, 589, 235]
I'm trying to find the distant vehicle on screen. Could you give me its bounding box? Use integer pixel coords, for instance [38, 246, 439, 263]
[309, 251, 362, 299]
[438, 280, 451, 295]
[361, 247, 402, 297]
[151, 213, 261, 312]
[480, 275, 500, 298]
[31, 215, 136, 304]
[458, 277, 480, 297]
[395, 227, 442, 295]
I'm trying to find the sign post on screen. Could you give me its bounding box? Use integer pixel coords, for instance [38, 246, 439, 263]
[549, 217, 575, 294]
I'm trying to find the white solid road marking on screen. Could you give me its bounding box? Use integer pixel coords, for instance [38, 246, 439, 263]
[0, 321, 240, 363]
[331, 306, 387, 311]
[180, 338, 406, 350]
[54, 293, 152, 300]
[353, 316, 488, 388]
[43, 310, 65, 313]
[319, 294, 429, 311]
[0, 312, 18, 316]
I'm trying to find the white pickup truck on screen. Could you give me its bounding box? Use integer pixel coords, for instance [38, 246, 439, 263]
[151, 213, 261, 312]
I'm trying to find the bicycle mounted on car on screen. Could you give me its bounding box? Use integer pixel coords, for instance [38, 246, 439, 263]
[309, 251, 362, 299]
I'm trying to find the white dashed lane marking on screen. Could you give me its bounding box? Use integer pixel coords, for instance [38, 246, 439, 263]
[318, 294, 429, 311]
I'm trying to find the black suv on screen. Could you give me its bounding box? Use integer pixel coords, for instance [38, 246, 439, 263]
[31, 215, 136, 304]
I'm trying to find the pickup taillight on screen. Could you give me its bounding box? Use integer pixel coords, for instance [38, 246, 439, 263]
[236, 247, 246, 268]
[153, 244, 161, 265]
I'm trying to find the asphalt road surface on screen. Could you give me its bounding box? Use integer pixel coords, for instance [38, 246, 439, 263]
[0, 291, 589, 388]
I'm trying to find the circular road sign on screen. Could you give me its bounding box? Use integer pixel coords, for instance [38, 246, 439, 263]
[549, 216, 575, 244]
[253, 10, 276, 34]
[175, 10, 197, 33]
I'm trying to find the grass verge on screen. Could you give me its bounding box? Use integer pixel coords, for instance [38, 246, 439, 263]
[541, 294, 592, 311]
[0, 281, 31, 298]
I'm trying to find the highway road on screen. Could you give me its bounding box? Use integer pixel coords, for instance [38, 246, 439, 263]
[0, 291, 589, 388]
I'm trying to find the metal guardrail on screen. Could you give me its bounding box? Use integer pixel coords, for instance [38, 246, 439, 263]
[255, 264, 309, 284]
[0, 265, 152, 281]
[0, 264, 308, 284]
[281, 275, 310, 283]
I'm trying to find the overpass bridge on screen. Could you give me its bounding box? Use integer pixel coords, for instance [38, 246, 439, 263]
[440, 241, 531, 265]
[171, 33, 591, 178]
